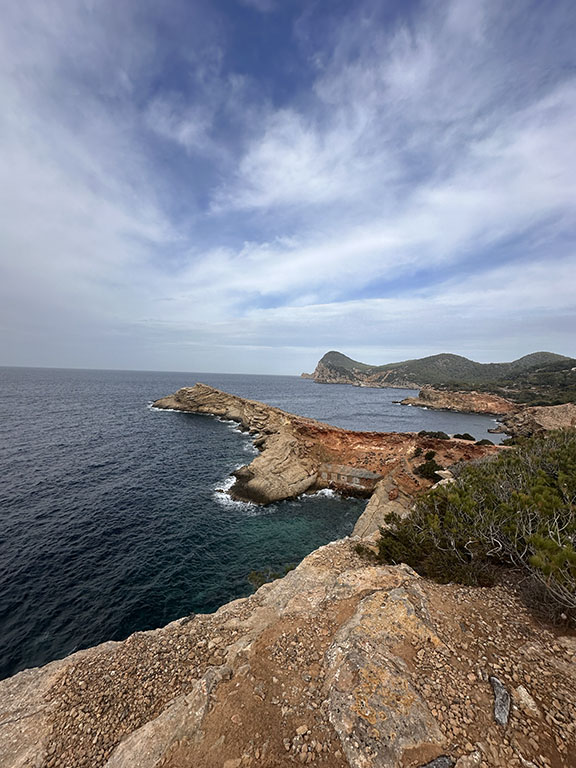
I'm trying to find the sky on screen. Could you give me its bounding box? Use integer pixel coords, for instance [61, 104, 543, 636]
[0, 0, 575, 374]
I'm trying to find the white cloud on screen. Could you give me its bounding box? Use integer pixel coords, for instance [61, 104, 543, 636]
[0, 0, 574, 373]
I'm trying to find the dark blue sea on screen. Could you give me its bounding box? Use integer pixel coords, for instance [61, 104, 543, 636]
[0, 367, 503, 680]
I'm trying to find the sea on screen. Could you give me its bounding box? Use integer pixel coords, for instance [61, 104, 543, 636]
[0, 367, 503, 680]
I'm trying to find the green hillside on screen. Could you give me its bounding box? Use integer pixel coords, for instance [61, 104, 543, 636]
[310, 350, 575, 402]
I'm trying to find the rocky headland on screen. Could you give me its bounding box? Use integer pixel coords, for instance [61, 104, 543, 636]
[303, 351, 576, 410]
[152, 384, 499, 508]
[400, 388, 519, 416]
[301, 359, 419, 389]
[491, 402, 576, 438]
[1, 385, 575, 768]
[302, 350, 572, 392]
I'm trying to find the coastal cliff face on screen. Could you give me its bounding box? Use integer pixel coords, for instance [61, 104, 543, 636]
[153, 384, 499, 505]
[302, 360, 419, 389]
[400, 388, 519, 416]
[2, 538, 574, 768]
[303, 351, 576, 407]
[495, 402, 576, 437]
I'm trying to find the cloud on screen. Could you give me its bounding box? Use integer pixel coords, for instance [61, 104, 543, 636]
[0, 0, 574, 373]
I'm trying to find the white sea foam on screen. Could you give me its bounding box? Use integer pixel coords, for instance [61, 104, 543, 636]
[303, 488, 338, 499]
[148, 404, 180, 413]
[213, 474, 261, 512]
[215, 474, 237, 493]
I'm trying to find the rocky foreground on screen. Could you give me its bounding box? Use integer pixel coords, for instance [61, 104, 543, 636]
[152, 384, 499, 506]
[2, 538, 574, 768]
[400, 388, 518, 416]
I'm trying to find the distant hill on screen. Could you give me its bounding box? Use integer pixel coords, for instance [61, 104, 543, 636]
[302, 350, 576, 403]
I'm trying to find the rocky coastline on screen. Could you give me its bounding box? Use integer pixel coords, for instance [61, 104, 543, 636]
[152, 384, 499, 507]
[1, 385, 575, 768]
[490, 402, 576, 438]
[302, 360, 419, 389]
[400, 388, 519, 416]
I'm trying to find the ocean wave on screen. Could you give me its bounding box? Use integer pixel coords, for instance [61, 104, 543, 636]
[148, 404, 179, 413]
[215, 474, 237, 493]
[303, 488, 338, 500]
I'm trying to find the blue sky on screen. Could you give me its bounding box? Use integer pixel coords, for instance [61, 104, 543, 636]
[1, 0, 575, 373]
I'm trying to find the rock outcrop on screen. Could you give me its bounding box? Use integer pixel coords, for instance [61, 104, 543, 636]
[302, 350, 573, 393]
[352, 460, 418, 539]
[494, 402, 576, 438]
[401, 388, 519, 416]
[302, 359, 419, 389]
[2, 538, 574, 768]
[152, 384, 500, 505]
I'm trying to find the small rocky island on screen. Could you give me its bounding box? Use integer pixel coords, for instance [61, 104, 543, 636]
[1, 385, 574, 768]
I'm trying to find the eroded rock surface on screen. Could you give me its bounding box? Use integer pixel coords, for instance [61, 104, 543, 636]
[400, 388, 518, 416]
[1, 539, 574, 768]
[152, 384, 500, 504]
[352, 460, 418, 539]
[495, 403, 576, 437]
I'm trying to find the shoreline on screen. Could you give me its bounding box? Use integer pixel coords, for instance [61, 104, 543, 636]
[2, 385, 574, 766]
[152, 383, 501, 507]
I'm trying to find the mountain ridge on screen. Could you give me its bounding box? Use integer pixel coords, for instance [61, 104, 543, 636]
[303, 350, 576, 403]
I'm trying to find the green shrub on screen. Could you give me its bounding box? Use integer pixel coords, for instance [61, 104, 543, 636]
[377, 430, 576, 621]
[413, 446, 423, 458]
[414, 459, 444, 482]
[453, 433, 475, 441]
[425, 450, 436, 461]
[475, 438, 494, 446]
[418, 430, 450, 440]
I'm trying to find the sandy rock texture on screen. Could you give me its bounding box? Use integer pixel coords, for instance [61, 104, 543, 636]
[495, 403, 576, 437]
[152, 384, 500, 505]
[400, 388, 519, 416]
[1, 538, 574, 768]
[352, 460, 418, 539]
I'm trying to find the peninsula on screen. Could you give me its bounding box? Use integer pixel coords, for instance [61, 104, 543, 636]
[152, 383, 499, 513]
[1, 386, 575, 768]
[303, 350, 576, 408]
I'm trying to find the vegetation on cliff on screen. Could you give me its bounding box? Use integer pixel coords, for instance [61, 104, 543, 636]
[447, 357, 576, 405]
[377, 430, 576, 620]
[305, 350, 576, 404]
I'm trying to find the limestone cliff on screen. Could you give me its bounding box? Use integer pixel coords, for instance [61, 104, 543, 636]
[400, 388, 519, 416]
[303, 351, 576, 407]
[152, 384, 500, 505]
[494, 402, 576, 438]
[302, 359, 419, 389]
[1, 538, 574, 768]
